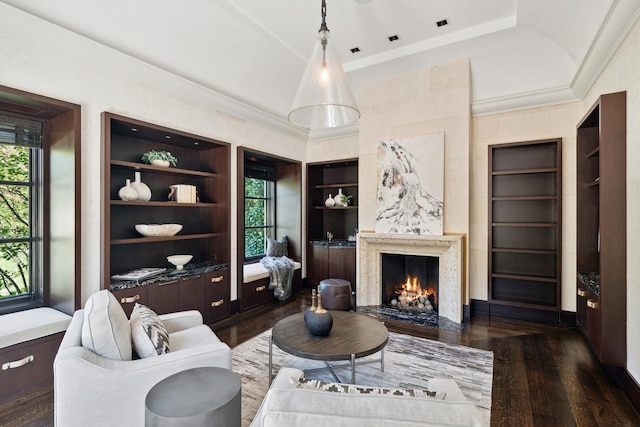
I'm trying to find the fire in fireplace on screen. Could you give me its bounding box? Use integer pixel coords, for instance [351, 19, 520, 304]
[392, 274, 437, 310]
[381, 253, 439, 312]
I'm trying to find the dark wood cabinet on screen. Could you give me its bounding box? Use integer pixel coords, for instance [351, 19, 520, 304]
[576, 91, 626, 367]
[103, 112, 231, 322]
[307, 244, 330, 286]
[205, 269, 230, 323]
[178, 274, 206, 315]
[488, 139, 562, 316]
[111, 286, 149, 318]
[307, 244, 356, 290]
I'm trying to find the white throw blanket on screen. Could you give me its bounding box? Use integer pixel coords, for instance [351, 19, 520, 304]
[260, 256, 295, 301]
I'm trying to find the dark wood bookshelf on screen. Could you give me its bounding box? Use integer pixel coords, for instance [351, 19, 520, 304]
[102, 112, 231, 323]
[576, 91, 627, 367]
[488, 139, 562, 314]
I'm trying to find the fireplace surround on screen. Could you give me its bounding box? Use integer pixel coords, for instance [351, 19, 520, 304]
[357, 233, 464, 324]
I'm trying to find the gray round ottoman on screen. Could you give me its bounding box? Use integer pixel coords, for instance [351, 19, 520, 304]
[145, 367, 241, 426]
[319, 278, 353, 310]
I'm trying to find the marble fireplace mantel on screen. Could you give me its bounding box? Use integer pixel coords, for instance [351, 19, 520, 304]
[356, 233, 464, 324]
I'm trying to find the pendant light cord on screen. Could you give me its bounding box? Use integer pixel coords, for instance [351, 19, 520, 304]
[320, 0, 328, 32]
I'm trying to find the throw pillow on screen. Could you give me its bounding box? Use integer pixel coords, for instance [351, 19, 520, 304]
[130, 303, 170, 358]
[81, 290, 132, 361]
[292, 377, 446, 400]
[266, 236, 288, 257]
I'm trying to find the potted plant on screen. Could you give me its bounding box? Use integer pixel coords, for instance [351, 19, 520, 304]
[141, 150, 178, 167]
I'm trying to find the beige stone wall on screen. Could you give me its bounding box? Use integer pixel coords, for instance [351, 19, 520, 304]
[357, 59, 471, 234]
[356, 58, 471, 301]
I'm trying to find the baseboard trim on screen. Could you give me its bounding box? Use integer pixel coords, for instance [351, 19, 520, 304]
[470, 299, 575, 326]
[606, 365, 640, 414]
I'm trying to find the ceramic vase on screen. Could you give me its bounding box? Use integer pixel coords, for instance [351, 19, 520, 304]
[324, 194, 335, 207]
[150, 159, 170, 168]
[118, 179, 138, 201]
[336, 188, 347, 207]
[130, 171, 152, 201]
[304, 288, 333, 337]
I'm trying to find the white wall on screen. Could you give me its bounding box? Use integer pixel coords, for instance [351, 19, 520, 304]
[583, 15, 640, 382]
[0, 7, 306, 304]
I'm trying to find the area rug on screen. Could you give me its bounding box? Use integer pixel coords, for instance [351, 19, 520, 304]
[232, 329, 493, 426]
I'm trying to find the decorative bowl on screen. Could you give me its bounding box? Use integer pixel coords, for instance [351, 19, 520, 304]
[167, 254, 193, 270]
[135, 224, 183, 237]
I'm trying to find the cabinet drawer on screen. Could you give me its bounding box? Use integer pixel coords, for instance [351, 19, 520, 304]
[242, 277, 274, 311]
[205, 270, 230, 323]
[0, 332, 64, 402]
[112, 286, 149, 318]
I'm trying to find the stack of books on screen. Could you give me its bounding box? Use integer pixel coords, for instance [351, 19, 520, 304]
[169, 184, 197, 203]
[111, 267, 166, 282]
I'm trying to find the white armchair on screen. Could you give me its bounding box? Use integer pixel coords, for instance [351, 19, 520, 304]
[54, 309, 232, 426]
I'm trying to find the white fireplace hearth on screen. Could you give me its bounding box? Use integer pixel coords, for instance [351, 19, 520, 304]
[357, 233, 464, 324]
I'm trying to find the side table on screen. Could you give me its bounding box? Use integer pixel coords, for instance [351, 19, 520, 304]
[145, 367, 241, 426]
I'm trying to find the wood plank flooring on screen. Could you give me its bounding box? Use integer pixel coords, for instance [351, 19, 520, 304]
[1, 288, 638, 426]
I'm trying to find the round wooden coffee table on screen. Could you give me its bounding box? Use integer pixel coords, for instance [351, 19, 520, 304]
[269, 310, 388, 384]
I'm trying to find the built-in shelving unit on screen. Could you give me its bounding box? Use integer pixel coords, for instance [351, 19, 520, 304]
[576, 91, 626, 367]
[102, 112, 231, 322]
[307, 160, 358, 288]
[307, 160, 359, 240]
[488, 139, 562, 318]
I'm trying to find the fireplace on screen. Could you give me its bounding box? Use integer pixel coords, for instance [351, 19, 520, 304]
[357, 233, 464, 324]
[382, 254, 439, 311]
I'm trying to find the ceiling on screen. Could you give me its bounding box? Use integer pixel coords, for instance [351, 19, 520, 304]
[2, 0, 639, 138]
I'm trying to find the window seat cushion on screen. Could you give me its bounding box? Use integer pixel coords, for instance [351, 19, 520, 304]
[0, 307, 72, 349]
[244, 261, 301, 283]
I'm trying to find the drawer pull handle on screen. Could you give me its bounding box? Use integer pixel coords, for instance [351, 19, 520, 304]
[577, 289, 586, 297]
[211, 276, 224, 283]
[159, 280, 178, 286]
[2, 355, 34, 370]
[211, 299, 224, 307]
[182, 275, 201, 281]
[256, 285, 267, 292]
[587, 299, 598, 309]
[120, 295, 140, 304]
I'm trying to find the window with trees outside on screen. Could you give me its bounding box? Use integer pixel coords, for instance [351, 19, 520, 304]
[0, 115, 44, 309]
[244, 165, 275, 261]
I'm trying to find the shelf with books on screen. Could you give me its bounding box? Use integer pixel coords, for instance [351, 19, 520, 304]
[102, 112, 231, 317]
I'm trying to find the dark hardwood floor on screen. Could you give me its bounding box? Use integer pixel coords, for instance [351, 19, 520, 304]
[2, 289, 639, 426]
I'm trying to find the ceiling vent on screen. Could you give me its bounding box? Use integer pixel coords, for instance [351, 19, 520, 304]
[350, 47, 361, 54]
[436, 19, 448, 28]
[388, 35, 399, 42]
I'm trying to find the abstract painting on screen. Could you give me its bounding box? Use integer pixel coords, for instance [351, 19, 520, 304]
[375, 133, 444, 235]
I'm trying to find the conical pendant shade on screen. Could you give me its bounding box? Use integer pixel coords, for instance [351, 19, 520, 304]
[288, 28, 360, 130]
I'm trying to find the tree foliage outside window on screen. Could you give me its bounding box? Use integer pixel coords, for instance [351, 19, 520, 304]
[245, 176, 273, 258]
[0, 143, 31, 299]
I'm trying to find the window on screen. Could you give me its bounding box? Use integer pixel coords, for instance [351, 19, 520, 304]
[0, 115, 44, 309]
[244, 165, 275, 261]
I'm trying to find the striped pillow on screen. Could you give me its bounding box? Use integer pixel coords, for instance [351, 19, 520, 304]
[130, 303, 170, 358]
[292, 377, 446, 399]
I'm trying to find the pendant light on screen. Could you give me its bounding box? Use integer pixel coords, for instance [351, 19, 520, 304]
[288, 0, 360, 130]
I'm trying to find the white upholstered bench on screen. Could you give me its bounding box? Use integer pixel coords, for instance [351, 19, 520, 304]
[242, 261, 302, 311]
[243, 261, 302, 283]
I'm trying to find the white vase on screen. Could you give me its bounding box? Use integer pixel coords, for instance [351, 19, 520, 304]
[130, 171, 151, 201]
[325, 194, 335, 207]
[118, 179, 138, 201]
[336, 188, 347, 206]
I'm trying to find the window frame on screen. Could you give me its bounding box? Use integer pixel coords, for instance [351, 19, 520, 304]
[0, 117, 45, 312]
[243, 165, 276, 263]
